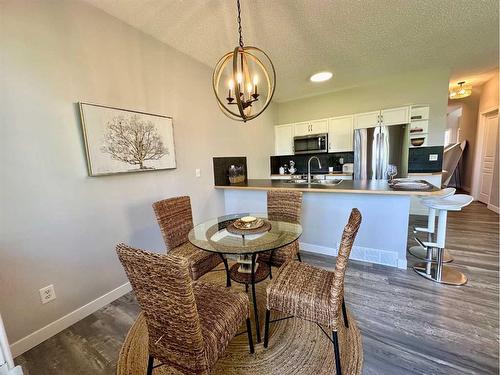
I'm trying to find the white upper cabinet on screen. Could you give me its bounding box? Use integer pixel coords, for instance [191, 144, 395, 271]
[293, 119, 328, 136]
[274, 124, 294, 156]
[293, 122, 311, 137]
[328, 115, 354, 152]
[309, 119, 328, 134]
[380, 106, 410, 126]
[275, 105, 414, 155]
[353, 110, 380, 129]
[354, 106, 410, 129]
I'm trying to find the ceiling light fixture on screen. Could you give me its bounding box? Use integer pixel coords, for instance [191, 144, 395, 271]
[310, 71, 333, 82]
[449, 81, 472, 100]
[212, 0, 276, 123]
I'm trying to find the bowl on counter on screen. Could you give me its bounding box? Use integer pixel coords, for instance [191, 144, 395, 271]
[411, 137, 425, 147]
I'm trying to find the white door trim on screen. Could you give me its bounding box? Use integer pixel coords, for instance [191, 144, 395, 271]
[471, 106, 499, 200]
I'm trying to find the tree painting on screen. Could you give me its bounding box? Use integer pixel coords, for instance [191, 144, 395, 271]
[101, 115, 168, 170]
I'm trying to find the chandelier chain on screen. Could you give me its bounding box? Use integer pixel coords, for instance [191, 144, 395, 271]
[237, 0, 244, 47]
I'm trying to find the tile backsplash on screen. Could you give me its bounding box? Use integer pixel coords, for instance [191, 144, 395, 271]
[408, 146, 443, 173]
[270, 152, 354, 175]
[270, 147, 443, 175]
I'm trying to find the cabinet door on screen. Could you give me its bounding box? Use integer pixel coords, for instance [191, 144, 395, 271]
[353, 110, 380, 129]
[274, 125, 294, 155]
[381, 106, 410, 126]
[294, 122, 310, 137]
[328, 115, 354, 152]
[310, 119, 328, 134]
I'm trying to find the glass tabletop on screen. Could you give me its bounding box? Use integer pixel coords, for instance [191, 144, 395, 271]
[188, 213, 302, 255]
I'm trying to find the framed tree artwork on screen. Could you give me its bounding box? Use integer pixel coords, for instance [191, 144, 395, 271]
[78, 102, 176, 176]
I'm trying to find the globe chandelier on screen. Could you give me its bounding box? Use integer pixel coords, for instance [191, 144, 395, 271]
[212, 0, 276, 122]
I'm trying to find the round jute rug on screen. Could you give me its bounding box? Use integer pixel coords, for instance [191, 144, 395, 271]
[117, 266, 363, 375]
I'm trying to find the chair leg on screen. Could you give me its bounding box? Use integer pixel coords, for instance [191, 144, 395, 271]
[246, 318, 254, 354]
[332, 331, 342, 375]
[342, 299, 349, 329]
[146, 354, 154, 375]
[264, 309, 271, 348]
[221, 255, 231, 287]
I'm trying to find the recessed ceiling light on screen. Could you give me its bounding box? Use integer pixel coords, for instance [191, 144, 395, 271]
[310, 71, 333, 82]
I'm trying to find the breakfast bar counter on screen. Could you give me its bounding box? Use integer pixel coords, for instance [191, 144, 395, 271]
[216, 179, 441, 269]
[215, 178, 441, 196]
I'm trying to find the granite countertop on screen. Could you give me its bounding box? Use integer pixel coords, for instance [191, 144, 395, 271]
[215, 179, 441, 195]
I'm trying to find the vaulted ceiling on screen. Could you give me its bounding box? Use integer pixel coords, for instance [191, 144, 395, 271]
[84, 0, 499, 102]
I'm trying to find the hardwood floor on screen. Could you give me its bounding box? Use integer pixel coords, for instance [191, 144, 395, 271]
[15, 202, 499, 374]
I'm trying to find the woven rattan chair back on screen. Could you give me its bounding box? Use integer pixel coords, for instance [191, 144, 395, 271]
[267, 190, 303, 224]
[153, 196, 194, 250]
[329, 208, 362, 325]
[116, 243, 208, 373]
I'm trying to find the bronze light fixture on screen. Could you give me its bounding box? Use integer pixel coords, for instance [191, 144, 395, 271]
[212, 0, 276, 122]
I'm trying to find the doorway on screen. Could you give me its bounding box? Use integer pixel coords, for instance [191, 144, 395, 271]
[473, 108, 499, 208]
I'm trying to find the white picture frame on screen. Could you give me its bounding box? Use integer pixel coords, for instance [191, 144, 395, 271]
[79, 102, 176, 176]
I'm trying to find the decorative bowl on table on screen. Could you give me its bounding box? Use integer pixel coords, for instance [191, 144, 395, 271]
[233, 216, 265, 230]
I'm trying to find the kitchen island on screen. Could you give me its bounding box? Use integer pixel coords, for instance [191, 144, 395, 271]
[216, 179, 441, 269]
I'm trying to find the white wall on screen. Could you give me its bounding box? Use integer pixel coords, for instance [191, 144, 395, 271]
[0, 0, 275, 350]
[277, 68, 450, 146]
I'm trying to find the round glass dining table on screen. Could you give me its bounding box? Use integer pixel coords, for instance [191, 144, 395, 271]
[188, 213, 302, 342]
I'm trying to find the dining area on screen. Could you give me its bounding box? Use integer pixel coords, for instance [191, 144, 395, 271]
[115, 191, 363, 375]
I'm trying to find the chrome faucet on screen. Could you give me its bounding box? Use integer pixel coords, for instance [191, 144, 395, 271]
[307, 156, 322, 184]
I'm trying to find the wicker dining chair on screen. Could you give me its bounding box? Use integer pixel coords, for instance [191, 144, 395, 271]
[153, 196, 227, 282]
[264, 208, 362, 375]
[259, 190, 303, 269]
[116, 243, 254, 375]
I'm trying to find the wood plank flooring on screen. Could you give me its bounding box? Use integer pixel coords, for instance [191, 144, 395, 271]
[15, 202, 499, 374]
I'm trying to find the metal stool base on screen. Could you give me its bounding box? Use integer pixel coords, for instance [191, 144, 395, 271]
[408, 245, 453, 263]
[413, 262, 468, 286]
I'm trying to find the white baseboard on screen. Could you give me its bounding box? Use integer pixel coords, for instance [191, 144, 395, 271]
[487, 203, 499, 213]
[10, 282, 131, 358]
[299, 242, 334, 256]
[299, 242, 406, 269]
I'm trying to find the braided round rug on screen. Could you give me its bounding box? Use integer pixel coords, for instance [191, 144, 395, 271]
[117, 266, 363, 375]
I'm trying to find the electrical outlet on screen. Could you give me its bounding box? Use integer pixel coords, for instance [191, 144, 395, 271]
[39, 284, 56, 304]
[195, 168, 201, 178]
[429, 154, 438, 161]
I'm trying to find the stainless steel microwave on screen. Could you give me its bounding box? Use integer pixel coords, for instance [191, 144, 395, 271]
[293, 133, 328, 154]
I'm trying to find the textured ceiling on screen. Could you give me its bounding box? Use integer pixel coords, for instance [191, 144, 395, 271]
[84, 0, 499, 102]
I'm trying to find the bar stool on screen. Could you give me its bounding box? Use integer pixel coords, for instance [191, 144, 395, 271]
[413, 194, 473, 285]
[408, 188, 456, 263]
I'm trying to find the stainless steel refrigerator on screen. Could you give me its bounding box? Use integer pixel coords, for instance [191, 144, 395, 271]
[354, 124, 409, 180]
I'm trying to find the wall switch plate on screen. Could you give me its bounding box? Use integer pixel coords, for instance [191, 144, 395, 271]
[429, 154, 438, 161]
[39, 284, 56, 304]
[195, 169, 201, 177]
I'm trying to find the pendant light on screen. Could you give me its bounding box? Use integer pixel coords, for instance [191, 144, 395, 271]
[449, 81, 472, 100]
[212, 0, 276, 122]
